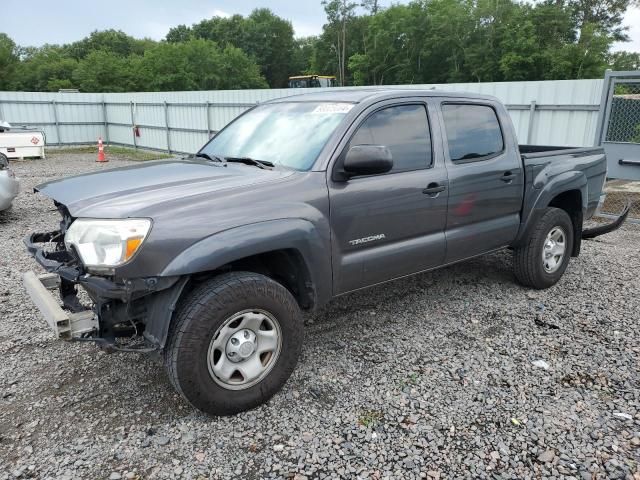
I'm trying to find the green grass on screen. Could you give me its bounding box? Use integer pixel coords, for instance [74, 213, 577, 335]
[358, 409, 384, 428]
[47, 145, 172, 161]
[399, 372, 420, 388]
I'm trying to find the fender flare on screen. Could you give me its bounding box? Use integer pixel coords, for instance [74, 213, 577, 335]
[514, 170, 588, 247]
[161, 218, 332, 304]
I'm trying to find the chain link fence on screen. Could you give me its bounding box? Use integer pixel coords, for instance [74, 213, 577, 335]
[605, 83, 640, 143]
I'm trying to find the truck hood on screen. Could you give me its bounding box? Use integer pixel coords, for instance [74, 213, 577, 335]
[35, 159, 296, 218]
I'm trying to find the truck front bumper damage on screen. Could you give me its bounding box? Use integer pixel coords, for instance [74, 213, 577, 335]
[22, 231, 186, 351]
[22, 271, 97, 340]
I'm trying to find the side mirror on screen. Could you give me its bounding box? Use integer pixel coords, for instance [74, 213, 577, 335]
[341, 145, 393, 179]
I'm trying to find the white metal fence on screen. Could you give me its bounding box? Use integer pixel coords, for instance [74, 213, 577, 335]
[0, 79, 604, 154]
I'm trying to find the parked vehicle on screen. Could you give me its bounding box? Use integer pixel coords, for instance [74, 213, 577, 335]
[0, 121, 46, 160]
[0, 152, 19, 211]
[288, 75, 337, 88]
[24, 89, 618, 416]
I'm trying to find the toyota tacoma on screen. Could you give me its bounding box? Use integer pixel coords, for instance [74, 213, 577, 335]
[23, 90, 621, 416]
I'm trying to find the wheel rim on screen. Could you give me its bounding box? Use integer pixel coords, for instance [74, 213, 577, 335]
[542, 226, 567, 274]
[207, 309, 282, 391]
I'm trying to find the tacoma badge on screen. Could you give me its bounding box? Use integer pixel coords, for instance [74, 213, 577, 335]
[349, 234, 386, 246]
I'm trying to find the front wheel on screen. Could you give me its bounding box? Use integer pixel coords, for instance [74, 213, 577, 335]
[165, 272, 303, 416]
[513, 207, 574, 289]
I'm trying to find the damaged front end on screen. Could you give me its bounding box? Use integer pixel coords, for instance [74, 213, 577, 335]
[23, 203, 186, 352]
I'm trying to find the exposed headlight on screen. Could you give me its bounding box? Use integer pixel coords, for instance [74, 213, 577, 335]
[65, 218, 152, 268]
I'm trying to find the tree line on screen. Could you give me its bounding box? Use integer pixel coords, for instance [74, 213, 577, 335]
[0, 0, 639, 93]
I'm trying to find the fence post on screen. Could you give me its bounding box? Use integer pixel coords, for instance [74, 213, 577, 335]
[164, 101, 171, 153]
[52, 100, 61, 145]
[102, 98, 109, 144]
[130, 101, 137, 149]
[526, 100, 536, 144]
[0, 100, 4, 120]
[206, 101, 212, 138]
[598, 78, 617, 146]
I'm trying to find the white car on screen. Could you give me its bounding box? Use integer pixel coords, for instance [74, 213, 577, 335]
[0, 152, 19, 211]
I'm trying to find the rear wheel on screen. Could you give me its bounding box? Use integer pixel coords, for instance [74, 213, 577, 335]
[513, 207, 574, 289]
[165, 271, 303, 415]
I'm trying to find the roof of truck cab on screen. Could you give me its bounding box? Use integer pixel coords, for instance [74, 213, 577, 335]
[266, 88, 499, 104]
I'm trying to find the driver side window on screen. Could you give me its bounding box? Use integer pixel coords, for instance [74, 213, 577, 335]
[349, 104, 432, 173]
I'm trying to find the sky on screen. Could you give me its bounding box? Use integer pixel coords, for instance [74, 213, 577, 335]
[3, 0, 640, 52]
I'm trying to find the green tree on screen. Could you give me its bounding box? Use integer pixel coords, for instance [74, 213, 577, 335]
[348, 52, 371, 85]
[313, 9, 369, 84]
[14, 45, 78, 91]
[464, 0, 522, 82]
[322, 0, 359, 85]
[137, 39, 267, 91]
[66, 29, 151, 59]
[166, 25, 193, 43]
[217, 45, 270, 89]
[348, 4, 417, 85]
[73, 50, 142, 92]
[0, 33, 19, 89]
[169, 9, 297, 88]
[567, 0, 635, 41]
[498, 2, 575, 81]
[361, 0, 381, 14]
[292, 36, 320, 76]
[245, 9, 297, 88]
[609, 51, 640, 70]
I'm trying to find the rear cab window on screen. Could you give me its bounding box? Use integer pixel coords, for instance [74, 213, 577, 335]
[441, 103, 504, 163]
[349, 104, 432, 173]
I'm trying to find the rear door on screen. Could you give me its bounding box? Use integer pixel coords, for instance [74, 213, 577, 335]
[328, 99, 448, 293]
[437, 100, 524, 263]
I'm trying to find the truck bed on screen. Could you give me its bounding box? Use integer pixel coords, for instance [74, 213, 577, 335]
[518, 144, 607, 222]
[519, 144, 604, 159]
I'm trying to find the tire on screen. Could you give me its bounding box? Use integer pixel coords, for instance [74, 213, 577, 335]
[513, 207, 574, 289]
[165, 271, 303, 416]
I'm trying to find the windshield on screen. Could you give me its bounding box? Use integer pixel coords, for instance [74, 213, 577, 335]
[199, 102, 353, 171]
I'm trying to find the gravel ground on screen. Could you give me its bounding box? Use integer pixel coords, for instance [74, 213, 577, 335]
[1, 153, 640, 480]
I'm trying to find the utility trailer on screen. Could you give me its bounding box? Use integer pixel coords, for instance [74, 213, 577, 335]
[0, 121, 46, 159]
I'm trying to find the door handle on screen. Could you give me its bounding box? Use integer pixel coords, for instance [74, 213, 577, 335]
[423, 183, 446, 195]
[501, 171, 517, 182]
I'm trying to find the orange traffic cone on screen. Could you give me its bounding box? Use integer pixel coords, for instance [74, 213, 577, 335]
[96, 137, 107, 163]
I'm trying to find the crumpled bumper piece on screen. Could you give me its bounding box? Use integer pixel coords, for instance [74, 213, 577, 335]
[22, 271, 97, 340]
[582, 199, 631, 239]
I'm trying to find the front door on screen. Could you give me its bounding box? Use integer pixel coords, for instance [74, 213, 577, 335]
[328, 100, 448, 294]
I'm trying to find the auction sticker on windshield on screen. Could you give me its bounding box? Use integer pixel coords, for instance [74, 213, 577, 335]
[311, 104, 354, 114]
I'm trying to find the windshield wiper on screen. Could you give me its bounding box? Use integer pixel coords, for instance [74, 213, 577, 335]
[224, 157, 274, 169]
[194, 152, 224, 162]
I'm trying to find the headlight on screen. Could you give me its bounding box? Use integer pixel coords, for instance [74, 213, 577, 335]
[65, 218, 151, 268]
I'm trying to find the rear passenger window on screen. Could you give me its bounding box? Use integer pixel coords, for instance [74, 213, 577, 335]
[442, 104, 504, 162]
[350, 104, 432, 172]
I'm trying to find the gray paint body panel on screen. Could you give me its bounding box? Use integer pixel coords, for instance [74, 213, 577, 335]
[33, 89, 606, 313]
[435, 96, 525, 262]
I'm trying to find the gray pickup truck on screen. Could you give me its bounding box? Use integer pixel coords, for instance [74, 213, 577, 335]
[24, 89, 616, 416]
